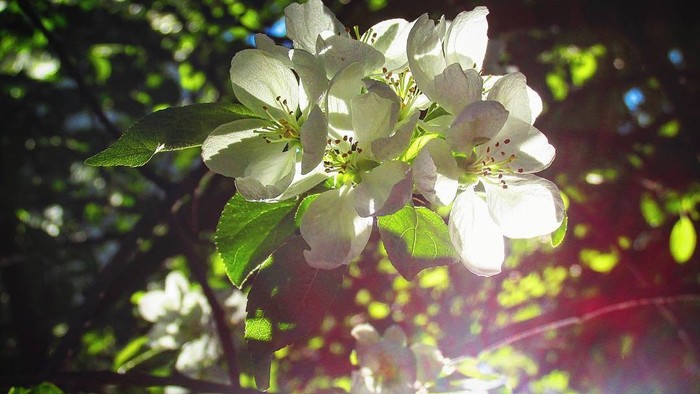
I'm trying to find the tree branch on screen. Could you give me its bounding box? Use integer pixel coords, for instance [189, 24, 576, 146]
[170, 206, 242, 390]
[448, 293, 700, 364]
[0, 370, 262, 394]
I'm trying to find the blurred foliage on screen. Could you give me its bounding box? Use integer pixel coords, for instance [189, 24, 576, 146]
[1, 0, 699, 393]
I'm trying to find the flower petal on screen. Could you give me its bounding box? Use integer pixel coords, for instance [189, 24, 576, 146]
[291, 49, 328, 113]
[326, 62, 365, 138]
[351, 323, 381, 345]
[477, 116, 555, 173]
[371, 111, 419, 160]
[301, 187, 373, 269]
[300, 104, 328, 174]
[484, 174, 565, 238]
[284, 0, 345, 54]
[354, 160, 413, 217]
[254, 34, 292, 66]
[234, 149, 296, 200]
[368, 18, 414, 71]
[138, 290, 168, 322]
[351, 90, 399, 145]
[443, 6, 489, 71]
[447, 100, 508, 154]
[412, 138, 460, 206]
[485, 74, 543, 123]
[201, 119, 274, 178]
[316, 32, 385, 78]
[230, 49, 298, 120]
[273, 161, 329, 201]
[407, 14, 447, 100]
[429, 64, 482, 115]
[449, 189, 504, 276]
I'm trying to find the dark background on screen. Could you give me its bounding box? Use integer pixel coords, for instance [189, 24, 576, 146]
[1, 0, 699, 392]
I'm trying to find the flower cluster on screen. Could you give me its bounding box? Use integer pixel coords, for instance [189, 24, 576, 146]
[135, 271, 247, 382]
[350, 323, 451, 393]
[202, 0, 565, 276]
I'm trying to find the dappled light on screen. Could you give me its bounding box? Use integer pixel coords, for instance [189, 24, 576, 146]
[1, 0, 699, 393]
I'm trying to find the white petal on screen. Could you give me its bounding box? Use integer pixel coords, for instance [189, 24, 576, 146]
[284, 0, 345, 54]
[326, 63, 365, 138]
[478, 116, 555, 173]
[411, 343, 447, 384]
[138, 291, 168, 322]
[351, 323, 381, 344]
[201, 119, 278, 178]
[273, 161, 329, 201]
[301, 187, 373, 269]
[447, 100, 508, 154]
[300, 104, 328, 174]
[254, 34, 292, 66]
[233, 147, 296, 200]
[443, 6, 489, 71]
[407, 14, 447, 100]
[291, 49, 328, 112]
[412, 138, 460, 206]
[372, 111, 419, 160]
[484, 174, 565, 238]
[383, 325, 407, 345]
[449, 189, 504, 276]
[428, 64, 482, 115]
[351, 90, 398, 145]
[316, 32, 385, 78]
[354, 160, 412, 217]
[486, 72, 533, 125]
[484, 74, 543, 123]
[368, 18, 414, 71]
[230, 49, 298, 120]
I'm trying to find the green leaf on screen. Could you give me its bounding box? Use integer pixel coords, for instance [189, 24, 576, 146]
[245, 236, 345, 390]
[85, 103, 255, 167]
[216, 193, 298, 288]
[550, 214, 568, 247]
[640, 193, 665, 228]
[377, 204, 456, 280]
[112, 335, 149, 371]
[670, 216, 696, 264]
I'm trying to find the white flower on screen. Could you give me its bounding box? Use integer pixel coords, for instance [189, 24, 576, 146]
[300, 63, 417, 269]
[201, 48, 328, 201]
[350, 323, 450, 393]
[351, 324, 416, 393]
[407, 7, 489, 115]
[137, 271, 212, 350]
[413, 75, 564, 276]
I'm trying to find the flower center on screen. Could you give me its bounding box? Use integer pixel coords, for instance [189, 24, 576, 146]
[322, 136, 377, 186]
[258, 96, 301, 149]
[463, 138, 524, 189]
[381, 67, 420, 120]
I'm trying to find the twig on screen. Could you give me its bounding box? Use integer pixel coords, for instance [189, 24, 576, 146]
[448, 293, 700, 365]
[169, 206, 242, 390]
[0, 370, 261, 394]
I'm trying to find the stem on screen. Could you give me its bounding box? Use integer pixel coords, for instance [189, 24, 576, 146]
[169, 208, 242, 390]
[449, 293, 700, 366]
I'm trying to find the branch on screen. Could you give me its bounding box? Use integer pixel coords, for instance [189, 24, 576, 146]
[0, 370, 262, 394]
[170, 207, 242, 390]
[448, 293, 700, 365]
